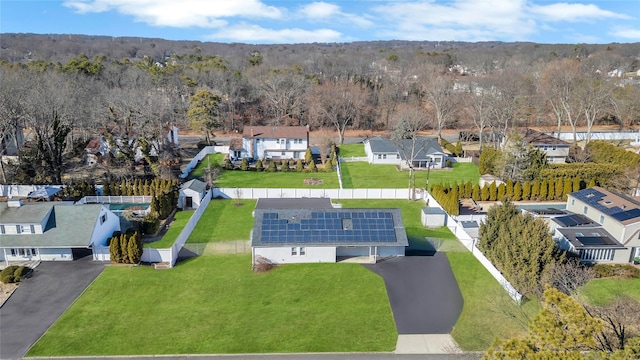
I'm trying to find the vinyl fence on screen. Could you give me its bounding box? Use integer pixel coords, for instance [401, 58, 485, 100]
[213, 187, 416, 200]
[77, 195, 153, 204]
[555, 131, 640, 141]
[180, 145, 229, 179]
[0, 184, 63, 197]
[424, 192, 523, 303]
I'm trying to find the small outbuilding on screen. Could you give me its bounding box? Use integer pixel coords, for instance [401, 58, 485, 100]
[421, 207, 447, 227]
[178, 179, 208, 209]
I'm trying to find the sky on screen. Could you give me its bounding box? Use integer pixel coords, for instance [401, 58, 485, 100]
[1, 0, 639, 44]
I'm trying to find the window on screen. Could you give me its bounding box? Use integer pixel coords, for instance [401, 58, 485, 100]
[599, 215, 605, 224]
[382, 154, 387, 159]
[0, 225, 4, 234]
[281, 152, 286, 156]
[100, 213, 107, 225]
[31, 248, 37, 256]
[18, 249, 25, 256]
[396, 154, 400, 159]
[16, 225, 21, 234]
[299, 247, 306, 256]
[583, 206, 588, 215]
[291, 247, 298, 256]
[10, 249, 16, 256]
[571, 199, 575, 206]
[377, 154, 382, 159]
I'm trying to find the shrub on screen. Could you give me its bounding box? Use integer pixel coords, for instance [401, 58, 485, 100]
[266, 161, 277, 172]
[307, 160, 317, 172]
[296, 159, 304, 172]
[592, 264, 640, 278]
[0, 265, 28, 284]
[240, 158, 249, 171]
[255, 159, 264, 172]
[280, 162, 289, 172]
[253, 256, 275, 272]
[142, 213, 160, 235]
[445, 159, 452, 167]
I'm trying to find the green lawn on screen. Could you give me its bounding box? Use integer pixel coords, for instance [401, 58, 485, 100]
[146, 210, 194, 248]
[340, 162, 479, 189]
[27, 255, 397, 356]
[215, 169, 340, 188]
[186, 199, 257, 243]
[339, 144, 366, 157]
[189, 153, 224, 179]
[578, 277, 640, 306]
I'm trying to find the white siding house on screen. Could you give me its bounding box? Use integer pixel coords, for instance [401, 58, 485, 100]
[520, 128, 570, 164]
[251, 200, 408, 265]
[231, 126, 309, 161]
[563, 187, 640, 263]
[0, 200, 120, 263]
[179, 179, 207, 209]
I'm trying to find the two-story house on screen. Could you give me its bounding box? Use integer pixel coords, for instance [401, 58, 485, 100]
[520, 128, 570, 164]
[0, 199, 120, 263]
[363, 136, 447, 169]
[231, 126, 309, 161]
[560, 187, 640, 263]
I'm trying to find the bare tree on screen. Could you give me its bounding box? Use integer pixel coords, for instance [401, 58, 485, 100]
[420, 73, 457, 139]
[575, 74, 612, 143]
[390, 104, 429, 199]
[464, 79, 493, 150]
[253, 68, 308, 126]
[540, 59, 582, 143]
[610, 83, 640, 129]
[585, 297, 640, 352]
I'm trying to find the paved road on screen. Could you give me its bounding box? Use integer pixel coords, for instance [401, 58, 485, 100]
[0, 256, 105, 360]
[365, 254, 463, 334]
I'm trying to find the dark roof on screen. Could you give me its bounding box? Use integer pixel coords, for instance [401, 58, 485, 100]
[526, 208, 567, 216]
[366, 136, 445, 159]
[570, 186, 640, 224]
[422, 207, 446, 215]
[557, 227, 626, 249]
[242, 126, 308, 139]
[520, 128, 569, 146]
[256, 198, 334, 209]
[552, 213, 596, 227]
[181, 179, 207, 193]
[252, 208, 408, 247]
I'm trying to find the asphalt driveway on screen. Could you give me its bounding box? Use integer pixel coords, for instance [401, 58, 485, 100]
[364, 253, 463, 334]
[0, 256, 105, 360]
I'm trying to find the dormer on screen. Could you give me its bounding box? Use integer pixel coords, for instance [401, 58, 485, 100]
[0, 203, 55, 235]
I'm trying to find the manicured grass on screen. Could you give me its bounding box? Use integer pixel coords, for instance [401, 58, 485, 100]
[189, 153, 224, 179]
[338, 144, 366, 157]
[27, 255, 397, 356]
[340, 162, 480, 189]
[448, 252, 541, 350]
[578, 277, 640, 306]
[146, 210, 194, 248]
[186, 199, 257, 243]
[215, 169, 340, 188]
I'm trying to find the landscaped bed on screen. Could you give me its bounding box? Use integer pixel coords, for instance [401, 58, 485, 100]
[27, 254, 397, 356]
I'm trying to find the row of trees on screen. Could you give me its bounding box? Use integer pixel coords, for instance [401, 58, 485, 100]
[109, 231, 143, 264]
[2, 41, 639, 184]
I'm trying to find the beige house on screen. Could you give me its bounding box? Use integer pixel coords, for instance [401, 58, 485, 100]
[563, 187, 640, 263]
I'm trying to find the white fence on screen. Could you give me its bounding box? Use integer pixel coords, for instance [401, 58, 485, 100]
[424, 192, 523, 303]
[180, 146, 222, 179]
[168, 188, 213, 266]
[555, 131, 640, 141]
[339, 156, 368, 162]
[0, 184, 63, 197]
[213, 187, 414, 200]
[77, 196, 153, 204]
[452, 157, 473, 163]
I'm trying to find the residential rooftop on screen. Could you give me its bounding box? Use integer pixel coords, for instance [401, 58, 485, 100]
[570, 186, 640, 224]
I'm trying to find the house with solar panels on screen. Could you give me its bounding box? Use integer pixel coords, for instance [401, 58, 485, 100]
[251, 198, 408, 264]
[363, 136, 447, 169]
[562, 187, 640, 263]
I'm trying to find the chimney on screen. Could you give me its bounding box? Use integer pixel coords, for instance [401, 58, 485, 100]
[8, 198, 23, 208]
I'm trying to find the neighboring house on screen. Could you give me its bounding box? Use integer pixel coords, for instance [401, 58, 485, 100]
[0, 199, 120, 263]
[251, 198, 408, 264]
[0, 127, 24, 156]
[364, 136, 447, 169]
[232, 126, 309, 161]
[178, 179, 207, 209]
[563, 187, 640, 263]
[519, 128, 570, 164]
[165, 124, 179, 147]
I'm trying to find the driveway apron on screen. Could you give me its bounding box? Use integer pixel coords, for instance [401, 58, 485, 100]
[365, 254, 463, 334]
[0, 256, 105, 360]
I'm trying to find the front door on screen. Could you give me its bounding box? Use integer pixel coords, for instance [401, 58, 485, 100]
[185, 197, 193, 208]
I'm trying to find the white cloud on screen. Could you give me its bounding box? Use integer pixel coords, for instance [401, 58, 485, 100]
[529, 3, 631, 22]
[298, 2, 373, 28]
[610, 27, 640, 40]
[206, 23, 343, 44]
[63, 0, 283, 28]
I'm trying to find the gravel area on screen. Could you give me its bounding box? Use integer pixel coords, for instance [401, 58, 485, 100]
[0, 282, 18, 307]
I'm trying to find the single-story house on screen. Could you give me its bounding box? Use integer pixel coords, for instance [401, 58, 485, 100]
[178, 179, 208, 209]
[363, 136, 447, 169]
[565, 187, 640, 263]
[231, 126, 309, 161]
[251, 198, 408, 264]
[0, 199, 120, 263]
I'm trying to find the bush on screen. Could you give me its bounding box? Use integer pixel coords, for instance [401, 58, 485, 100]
[255, 159, 264, 172]
[266, 161, 277, 172]
[307, 160, 317, 172]
[445, 159, 452, 167]
[0, 265, 28, 283]
[296, 159, 304, 172]
[592, 264, 640, 278]
[252, 256, 275, 272]
[142, 213, 160, 235]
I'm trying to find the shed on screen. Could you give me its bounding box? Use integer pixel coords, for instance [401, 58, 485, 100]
[178, 179, 208, 209]
[421, 207, 447, 227]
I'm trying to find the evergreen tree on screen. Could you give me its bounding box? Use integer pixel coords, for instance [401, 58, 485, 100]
[481, 185, 490, 201]
[464, 182, 473, 198]
[489, 182, 497, 201]
[109, 234, 122, 263]
[563, 178, 573, 200]
[280, 161, 289, 172]
[497, 183, 506, 200]
[555, 178, 564, 200]
[588, 178, 596, 188]
[513, 181, 522, 201]
[305, 148, 313, 164]
[472, 184, 480, 201]
[572, 177, 581, 193]
[308, 160, 317, 172]
[548, 180, 555, 200]
[539, 179, 548, 200]
[531, 180, 540, 200]
[266, 160, 277, 172]
[240, 158, 249, 171]
[296, 159, 304, 172]
[506, 179, 514, 199]
[255, 159, 264, 172]
[522, 180, 531, 200]
[126, 232, 143, 264]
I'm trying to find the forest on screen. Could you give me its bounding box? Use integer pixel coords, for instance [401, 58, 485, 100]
[1, 33, 639, 184]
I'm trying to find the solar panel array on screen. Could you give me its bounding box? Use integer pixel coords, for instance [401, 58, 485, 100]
[259, 210, 397, 244]
[611, 208, 640, 222]
[573, 188, 640, 222]
[554, 214, 594, 228]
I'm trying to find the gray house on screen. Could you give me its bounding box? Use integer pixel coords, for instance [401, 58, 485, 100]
[520, 129, 570, 164]
[364, 136, 447, 169]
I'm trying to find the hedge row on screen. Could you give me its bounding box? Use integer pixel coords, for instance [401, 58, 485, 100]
[102, 178, 178, 197]
[0, 265, 29, 284]
[109, 231, 143, 264]
[586, 140, 640, 168]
